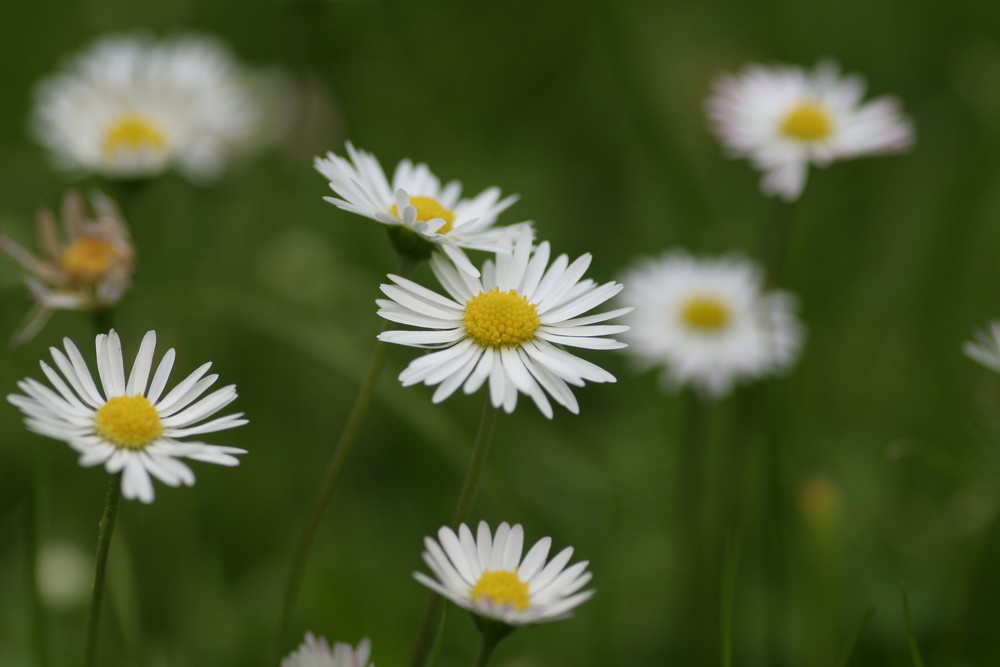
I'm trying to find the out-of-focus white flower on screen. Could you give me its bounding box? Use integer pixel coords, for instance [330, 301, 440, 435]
[32, 33, 277, 181]
[619, 250, 804, 397]
[0, 190, 133, 344]
[964, 321, 1000, 372]
[315, 142, 528, 275]
[708, 60, 914, 201]
[37, 540, 91, 609]
[281, 633, 374, 667]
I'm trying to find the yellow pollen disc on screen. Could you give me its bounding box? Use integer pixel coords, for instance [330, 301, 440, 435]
[102, 113, 167, 158]
[390, 196, 456, 234]
[681, 297, 730, 331]
[61, 238, 120, 282]
[471, 570, 530, 611]
[464, 288, 540, 347]
[95, 396, 162, 450]
[781, 102, 832, 141]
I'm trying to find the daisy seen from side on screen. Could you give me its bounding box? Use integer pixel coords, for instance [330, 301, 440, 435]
[415, 521, 594, 626]
[32, 32, 273, 181]
[0, 190, 133, 344]
[8, 329, 247, 503]
[619, 250, 804, 397]
[376, 228, 630, 418]
[314, 142, 528, 276]
[281, 633, 374, 667]
[707, 60, 914, 201]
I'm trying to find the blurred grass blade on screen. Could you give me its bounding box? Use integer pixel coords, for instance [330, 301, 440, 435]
[836, 603, 878, 667]
[720, 533, 741, 667]
[901, 584, 925, 667]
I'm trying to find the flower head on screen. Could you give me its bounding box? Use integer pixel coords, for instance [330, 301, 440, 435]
[708, 60, 914, 200]
[32, 33, 273, 181]
[281, 633, 374, 667]
[376, 229, 629, 418]
[8, 330, 247, 503]
[415, 521, 594, 626]
[314, 143, 528, 275]
[619, 250, 804, 397]
[0, 190, 133, 344]
[964, 321, 1000, 372]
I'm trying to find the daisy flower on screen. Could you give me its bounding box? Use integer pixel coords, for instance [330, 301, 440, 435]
[7, 329, 247, 503]
[708, 60, 914, 201]
[281, 633, 374, 667]
[964, 321, 1000, 373]
[314, 142, 527, 276]
[32, 32, 272, 181]
[415, 521, 594, 626]
[619, 250, 804, 397]
[376, 228, 629, 418]
[0, 190, 133, 344]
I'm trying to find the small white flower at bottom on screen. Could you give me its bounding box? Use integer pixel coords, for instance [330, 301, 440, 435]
[414, 521, 594, 626]
[7, 329, 247, 503]
[707, 60, 914, 201]
[964, 321, 1000, 373]
[281, 633, 374, 667]
[619, 250, 804, 397]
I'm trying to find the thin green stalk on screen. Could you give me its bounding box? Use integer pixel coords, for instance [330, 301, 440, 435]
[273, 328, 392, 652]
[836, 604, 878, 667]
[83, 474, 122, 667]
[409, 399, 501, 667]
[901, 584, 925, 667]
[719, 534, 741, 667]
[27, 456, 49, 667]
[763, 199, 795, 287]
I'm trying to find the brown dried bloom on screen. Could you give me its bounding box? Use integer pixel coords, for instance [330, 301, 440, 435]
[0, 190, 134, 344]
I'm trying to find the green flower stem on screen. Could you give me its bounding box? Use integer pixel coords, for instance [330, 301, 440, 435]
[472, 617, 514, 667]
[763, 199, 796, 287]
[83, 474, 122, 667]
[27, 456, 49, 667]
[409, 398, 500, 667]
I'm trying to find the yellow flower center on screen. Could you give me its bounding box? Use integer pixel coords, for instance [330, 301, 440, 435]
[781, 102, 833, 141]
[681, 297, 730, 331]
[471, 570, 530, 611]
[95, 395, 162, 450]
[464, 288, 540, 347]
[102, 113, 167, 158]
[61, 238, 120, 282]
[390, 196, 456, 234]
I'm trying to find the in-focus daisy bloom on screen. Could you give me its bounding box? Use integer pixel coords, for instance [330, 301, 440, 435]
[8, 330, 247, 503]
[315, 142, 527, 275]
[0, 190, 133, 344]
[619, 250, 804, 397]
[32, 33, 272, 181]
[376, 229, 630, 418]
[281, 633, 374, 667]
[708, 60, 914, 201]
[964, 321, 1000, 373]
[415, 521, 594, 626]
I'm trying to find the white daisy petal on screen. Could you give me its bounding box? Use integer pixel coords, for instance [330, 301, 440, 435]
[7, 329, 246, 503]
[281, 632, 376, 667]
[415, 521, 593, 626]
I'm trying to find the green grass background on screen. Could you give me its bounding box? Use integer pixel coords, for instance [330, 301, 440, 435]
[2, 0, 1000, 665]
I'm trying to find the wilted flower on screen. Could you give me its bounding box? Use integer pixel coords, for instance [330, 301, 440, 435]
[964, 321, 1000, 373]
[0, 190, 133, 344]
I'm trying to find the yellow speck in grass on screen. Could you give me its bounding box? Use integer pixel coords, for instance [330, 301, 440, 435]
[95, 396, 162, 449]
[464, 288, 540, 347]
[781, 102, 833, 141]
[102, 113, 167, 158]
[471, 570, 530, 611]
[61, 238, 120, 282]
[390, 196, 456, 234]
[681, 297, 730, 331]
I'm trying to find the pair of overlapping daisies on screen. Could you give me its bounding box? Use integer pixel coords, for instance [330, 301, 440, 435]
[6, 32, 922, 666]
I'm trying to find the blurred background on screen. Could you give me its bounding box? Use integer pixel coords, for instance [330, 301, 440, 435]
[3, 0, 1000, 665]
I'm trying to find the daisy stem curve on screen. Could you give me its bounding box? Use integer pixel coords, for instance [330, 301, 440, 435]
[273, 256, 415, 656]
[83, 473, 121, 667]
[410, 398, 500, 667]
